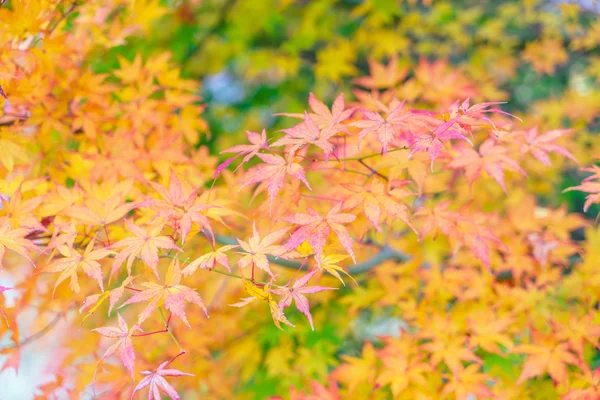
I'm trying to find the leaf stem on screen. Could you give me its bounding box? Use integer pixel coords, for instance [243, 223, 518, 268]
[164, 350, 186, 368]
[132, 329, 167, 337]
[159, 307, 183, 352]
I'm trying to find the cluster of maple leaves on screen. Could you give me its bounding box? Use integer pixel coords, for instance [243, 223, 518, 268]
[1, 1, 600, 399]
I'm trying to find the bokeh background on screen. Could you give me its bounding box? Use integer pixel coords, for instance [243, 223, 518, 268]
[1, 0, 600, 398]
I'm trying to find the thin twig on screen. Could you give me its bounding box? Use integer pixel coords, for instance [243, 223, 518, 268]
[336, 146, 408, 162]
[0, 304, 76, 350]
[358, 159, 389, 181]
[47, 0, 79, 35]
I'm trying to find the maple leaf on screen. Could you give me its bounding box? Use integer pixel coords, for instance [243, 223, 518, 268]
[131, 359, 194, 400]
[92, 313, 141, 381]
[48, 236, 111, 294]
[181, 244, 238, 276]
[564, 164, 600, 212]
[415, 200, 461, 240]
[236, 222, 289, 278]
[320, 254, 356, 286]
[513, 341, 581, 384]
[447, 139, 527, 193]
[271, 112, 339, 161]
[110, 220, 180, 280]
[446, 98, 521, 131]
[230, 279, 294, 330]
[350, 98, 415, 153]
[527, 232, 558, 266]
[440, 363, 495, 400]
[408, 119, 471, 171]
[563, 367, 600, 400]
[554, 314, 600, 358]
[332, 342, 378, 394]
[353, 56, 408, 89]
[289, 378, 341, 400]
[376, 350, 430, 397]
[276, 93, 355, 131]
[215, 129, 268, 178]
[80, 276, 136, 324]
[282, 203, 356, 267]
[468, 316, 514, 354]
[341, 177, 416, 232]
[0, 138, 28, 172]
[147, 171, 216, 244]
[420, 336, 480, 373]
[66, 195, 139, 227]
[271, 269, 335, 330]
[119, 258, 208, 326]
[518, 126, 578, 166]
[1, 187, 46, 232]
[238, 153, 311, 212]
[0, 223, 38, 269]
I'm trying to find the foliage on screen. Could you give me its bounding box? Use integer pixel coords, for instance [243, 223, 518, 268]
[0, 1, 600, 400]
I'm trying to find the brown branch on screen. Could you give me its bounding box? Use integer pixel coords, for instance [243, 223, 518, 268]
[358, 159, 389, 181]
[214, 234, 409, 275]
[0, 305, 76, 350]
[47, 0, 80, 35]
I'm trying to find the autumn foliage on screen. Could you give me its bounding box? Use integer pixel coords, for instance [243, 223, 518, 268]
[1, 1, 600, 399]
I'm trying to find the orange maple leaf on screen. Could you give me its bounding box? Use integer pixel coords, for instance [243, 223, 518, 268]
[342, 177, 416, 232]
[0, 223, 38, 269]
[448, 138, 526, 193]
[236, 222, 289, 278]
[119, 258, 208, 326]
[513, 337, 581, 384]
[110, 220, 181, 280]
[48, 236, 111, 294]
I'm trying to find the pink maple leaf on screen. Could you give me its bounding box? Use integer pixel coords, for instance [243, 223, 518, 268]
[447, 139, 527, 193]
[238, 153, 311, 212]
[350, 98, 416, 154]
[131, 360, 194, 400]
[276, 93, 356, 131]
[119, 259, 208, 326]
[519, 126, 578, 166]
[282, 202, 356, 267]
[563, 164, 600, 212]
[93, 313, 141, 381]
[408, 119, 471, 171]
[272, 112, 339, 161]
[147, 171, 216, 244]
[271, 270, 336, 330]
[215, 129, 268, 178]
[448, 98, 521, 131]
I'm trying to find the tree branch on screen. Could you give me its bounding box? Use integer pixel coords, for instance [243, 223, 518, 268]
[214, 234, 409, 275]
[0, 305, 75, 350]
